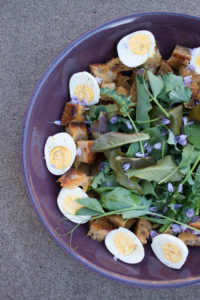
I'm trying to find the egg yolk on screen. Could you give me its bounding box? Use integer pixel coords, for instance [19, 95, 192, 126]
[113, 232, 135, 255]
[195, 54, 200, 68]
[162, 243, 182, 263]
[74, 84, 94, 102]
[128, 33, 152, 55]
[62, 194, 84, 214]
[50, 146, 72, 170]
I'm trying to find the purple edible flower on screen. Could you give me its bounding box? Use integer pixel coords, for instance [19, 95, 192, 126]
[161, 128, 168, 136]
[126, 121, 133, 130]
[191, 216, 200, 223]
[163, 206, 168, 213]
[122, 163, 131, 172]
[76, 148, 82, 157]
[144, 143, 153, 154]
[175, 134, 187, 146]
[183, 75, 192, 87]
[83, 120, 90, 124]
[182, 116, 188, 125]
[171, 224, 181, 233]
[174, 203, 182, 209]
[99, 161, 106, 171]
[150, 230, 158, 239]
[161, 118, 171, 125]
[153, 142, 162, 150]
[178, 184, 183, 193]
[186, 208, 194, 218]
[180, 225, 187, 232]
[149, 206, 157, 212]
[110, 116, 117, 124]
[137, 68, 144, 76]
[53, 120, 62, 126]
[186, 63, 196, 72]
[106, 182, 112, 187]
[189, 48, 196, 56]
[168, 182, 174, 193]
[135, 152, 143, 158]
[95, 77, 102, 84]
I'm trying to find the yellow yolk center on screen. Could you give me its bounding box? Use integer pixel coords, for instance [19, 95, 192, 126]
[128, 33, 152, 55]
[74, 84, 94, 102]
[162, 243, 182, 263]
[113, 232, 135, 255]
[62, 194, 84, 214]
[195, 54, 200, 68]
[50, 146, 72, 170]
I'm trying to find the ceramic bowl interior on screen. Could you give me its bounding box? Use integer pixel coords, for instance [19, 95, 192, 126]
[21, 12, 200, 288]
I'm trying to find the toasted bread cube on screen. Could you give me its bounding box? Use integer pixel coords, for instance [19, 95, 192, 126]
[167, 45, 191, 69]
[145, 47, 162, 73]
[76, 140, 96, 164]
[90, 63, 117, 83]
[61, 103, 85, 124]
[178, 232, 200, 246]
[116, 73, 131, 97]
[66, 123, 88, 142]
[107, 214, 136, 229]
[158, 60, 174, 75]
[189, 219, 200, 230]
[100, 82, 116, 101]
[134, 218, 152, 245]
[106, 57, 132, 72]
[88, 217, 115, 242]
[57, 168, 91, 192]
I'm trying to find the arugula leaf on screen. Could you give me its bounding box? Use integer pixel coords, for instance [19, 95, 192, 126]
[162, 73, 183, 93]
[76, 197, 105, 213]
[136, 75, 152, 128]
[77, 208, 102, 216]
[127, 155, 184, 182]
[147, 71, 164, 97]
[141, 181, 157, 197]
[92, 132, 150, 152]
[168, 105, 183, 136]
[169, 86, 192, 104]
[126, 142, 140, 157]
[184, 124, 200, 150]
[107, 116, 135, 133]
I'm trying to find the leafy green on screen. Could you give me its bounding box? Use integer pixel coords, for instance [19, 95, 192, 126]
[141, 181, 157, 197]
[127, 155, 183, 182]
[143, 127, 163, 144]
[168, 105, 183, 136]
[115, 156, 155, 169]
[107, 116, 135, 133]
[77, 208, 102, 216]
[92, 132, 149, 152]
[189, 104, 200, 122]
[76, 197, 105, 213]
[136, 75, 152, 128]
[147, 71, 164, 97]
[126, 142, 140, 157]
[184, 124, 200, 150]
[88, 104, 118, 123]
[179, 143, 200, 174]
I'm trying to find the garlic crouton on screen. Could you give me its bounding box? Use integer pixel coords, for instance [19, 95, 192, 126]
[66, 123, 88, 142]
[61, 103, 85, 124]
[90, 63, 117, 83]
[167, 45, 191, 69]
[145, 47, 162, 73]
[107, 214, 136, 229]
[134, 218, 152, 244]
[106, 57, 132, 72]
[178, 232, 200, 246]
[88, 217, 115, 242]
[158, 60, 174, 75]
[76, 140, 96, 164]
[57, 168, 91, 192]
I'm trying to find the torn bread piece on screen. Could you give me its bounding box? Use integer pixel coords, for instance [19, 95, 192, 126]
[76, 140, 96, 164]
[100, 82, 116, 101]
[158, 60, 174, 75]
[90, 63, 117, 83]
[57, 168, 91, 192]
[178, 232, 200, 246]
[167, 45, 191, 69]
[107, 214, 136, 229]
[61, 103, 85, 124]
[88, 217, 115, 242]
[106, 57, 132, 72]
[134, 218, 152, 245]
[145, 46, 162, 73]
[66, 123, 88, 142]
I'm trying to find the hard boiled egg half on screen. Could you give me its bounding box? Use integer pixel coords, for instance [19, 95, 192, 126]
[151, 234, 189, 269]
[57, 187, 91, 224]
[117, 30, 156, 67]
[105, 227, 145, 264]
[69, 71, 100, 106]
[44, 132, 76, 176]
[190, 47, 200, 74]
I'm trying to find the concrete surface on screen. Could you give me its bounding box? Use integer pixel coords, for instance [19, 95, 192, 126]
[1, 1, 200, 299]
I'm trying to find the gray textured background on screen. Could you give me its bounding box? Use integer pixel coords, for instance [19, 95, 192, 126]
[1, 1, 200, 299]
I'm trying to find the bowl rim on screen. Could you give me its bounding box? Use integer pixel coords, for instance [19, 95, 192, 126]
[20, 11, 200, 289]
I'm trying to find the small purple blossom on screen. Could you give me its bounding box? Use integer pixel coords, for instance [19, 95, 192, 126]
[53, 120, 62, 126]
[163, 206, 168, 213]
[83, 120, 90, 124]
[95, 77, 102, 84]
[126, 121, 133, 130]
[122, 163, 131, 172]
[110, 116, 117, 124]
[183, 75, 192, 87]
[161, 118, 171, 125]
[175, 134, 187, 146]
[106, 181, 112, 187]
[186, 63, 196, 72]
[191, 216, 200, 223]
[149, 206, 157, 212]
[144, 143, 153, 154]
[113, 256, 118, 262]
[161, 128, 168, 136]
[135, 152, 143, 158]
[123, 41, 129, 49]
[84, 107, 90, 111]
[189, 48, 196, 56]
[182, 116, 188, 125]
[178, 184, 183, 193]
[153, 142, 162, 150]
[174, 203, 182, 209]
[99, 161, 106, 171]
[76, 148, 82, 157]
[180, 225, 187, 232]
[137, 68, 144, 76]
[192, 230, 200, 236]
[168, 182, 174, 193]
[150, 230, 158, 239]
[171, 224, 181, 233]
[186, 208, 194, 218]
[70, 95, 88, 106]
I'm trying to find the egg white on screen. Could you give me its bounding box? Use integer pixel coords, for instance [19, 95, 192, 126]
[69, 71, 100, 106]
[57, 187, 91, 224]
[151, 234, 189, 269]
[44, 132, 76, 176]
[117, 30, 156, 68]
[190, 47, 200, 74]
[105, 227, 145, 264]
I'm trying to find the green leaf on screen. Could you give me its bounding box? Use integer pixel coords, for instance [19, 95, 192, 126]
[162, 73, 183, 93]
[147, 71, 164, 97]
[169, 86, 192, 104]
[92, 132, 150, 152]
[168, 105, 183, 136]
[77, 208, 102, 216]
[76, 197, 105, 213]
[126, 142, 140, 157]
[179, 143, 200, 174]
[189, 104, 200, 122]
[143, 216, 170, 224]
[143, 127, 163, 144]
[127, 155, 184, 182]
[115, 156, 155, 169]
[90, 171, 106, 189]
[122, 210, 149, 219]
[136, 75, 152, 128]
[141, 181, 158, 197]
[184, 124, 200, 150]
[167, 129, 176, 146]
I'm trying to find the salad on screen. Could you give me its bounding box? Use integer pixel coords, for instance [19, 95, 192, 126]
[44, 30, 200, 270]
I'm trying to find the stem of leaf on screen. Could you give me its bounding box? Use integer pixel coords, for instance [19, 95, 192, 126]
[136, 117, 160, 124]
[161, 141, 165, 158]
[181, 156, 200, 185]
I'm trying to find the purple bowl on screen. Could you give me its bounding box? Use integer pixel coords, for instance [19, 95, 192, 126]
[21, 12, 200, 288]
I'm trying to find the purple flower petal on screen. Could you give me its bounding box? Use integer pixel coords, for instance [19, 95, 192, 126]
[137, 68, 144, 76]
[163, 206, 168, 213]
[183, 75, 192, 87]
[161, 128, 168, 136]
[76, 148, 82, 157]
[150, 230, 158, 239]
[153, 142, 162, 150]
[168, 182, 174, 193]
[110, 116, 117, 124]
[178, 184, 183, 193]
[161, 118, 171, 125]
[149, 206, 157, 212]
[175, 134, 187, 146]
[126, 121, 133, 130]
[186, 208, 194, 218]
[182, 116, 188, 125]
[180, 225, 187, 232]
[99, 161, 106, 171]
[95, 77, 102, 84]
[171, 224, 181, 233]
[123, 41, 129, 49]
[122, 163, 131, 172]
[186, 63, 196, 72]
[106, 181, 112, 187]
[53, 120, 62, 126]
[135, 152, 143, 158]
[174, 203, 182, 209]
